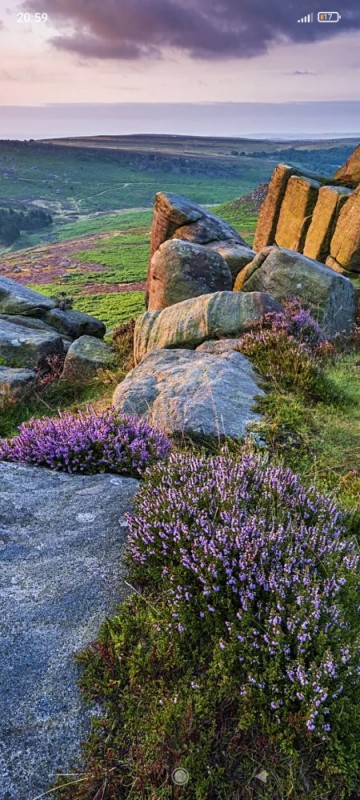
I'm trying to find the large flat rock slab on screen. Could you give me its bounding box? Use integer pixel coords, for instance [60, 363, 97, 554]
[113, 348, 264, 442]
[0, 463, 139, 800]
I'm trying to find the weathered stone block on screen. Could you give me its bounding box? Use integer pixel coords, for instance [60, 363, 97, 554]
[253, 164, 295, 252]
[303, 185, 351, 262]
[0, 275, 56, 316]
[61, 335, 115, 381]
[206, 241, 255, 282]
[328, 185, 360, 273]
[241, 246, 356, 336]
[146, 239, 232, 312]
[275, 176, 320, 252]
[113, 348, 263, 442]
[0, 319, 64, 368]
[134, 290, 282, 364]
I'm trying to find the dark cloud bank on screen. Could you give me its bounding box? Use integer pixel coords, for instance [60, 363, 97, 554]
[22, 0, 360, 61]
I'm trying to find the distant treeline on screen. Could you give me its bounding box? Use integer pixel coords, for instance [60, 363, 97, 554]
[0, 207, 52, 245]
[243, 146, 355, 175]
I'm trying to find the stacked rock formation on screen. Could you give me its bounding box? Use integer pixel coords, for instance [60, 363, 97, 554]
[0, 276, 113, 393]
[253, 163, 359, 277]
[113, 191, 356, 443]
[145, 192, 256, 311]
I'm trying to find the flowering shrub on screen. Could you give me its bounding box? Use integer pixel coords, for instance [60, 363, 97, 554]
[236, 300, 336, 399]
[0, 408, 171, 477]
[124, 449, 359, 795]
[267, 298, 326, 350]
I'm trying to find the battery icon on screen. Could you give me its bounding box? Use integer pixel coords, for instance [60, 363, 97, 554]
[317, 11, 341, 21]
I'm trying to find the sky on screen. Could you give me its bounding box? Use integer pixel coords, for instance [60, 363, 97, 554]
[0, 0, 359, 138]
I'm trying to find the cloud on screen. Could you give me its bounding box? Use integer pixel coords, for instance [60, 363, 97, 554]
[290, 69, 319, 76]
[21, 0, 360, 61]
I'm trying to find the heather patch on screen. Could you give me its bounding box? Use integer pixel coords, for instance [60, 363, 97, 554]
[128, 451, 359, 743]
[236, 299, 337, 401]
[0, 408, 171, 477]
[55, 449, 360, 799]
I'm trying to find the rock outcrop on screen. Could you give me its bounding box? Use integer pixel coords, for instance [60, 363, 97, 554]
[146, 239, 232, 312]
[0, 276, 106, 391]
[0, 461, 139, 800]
[335, 143, 360, 187]
[146, 192, 254, 310]
[274, 176, 321, 252]
[253, 161, 360, 275]
[326, 185, 360, 273]
[113, 348, 263, 442]
[240, 246, 356, 336]
[134, 291, 282, 364]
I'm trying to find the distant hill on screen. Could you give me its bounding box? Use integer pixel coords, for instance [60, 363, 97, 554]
[335, 144, 360, 186]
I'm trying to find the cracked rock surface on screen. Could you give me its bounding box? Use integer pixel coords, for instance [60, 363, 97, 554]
[0, 462, 139, 800]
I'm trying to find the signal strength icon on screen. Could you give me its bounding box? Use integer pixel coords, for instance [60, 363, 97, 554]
[297, 12, 314, 22]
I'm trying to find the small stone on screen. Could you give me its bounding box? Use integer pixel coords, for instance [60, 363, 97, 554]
[61, 335, 115, 381]
[76, 512, 96, 523]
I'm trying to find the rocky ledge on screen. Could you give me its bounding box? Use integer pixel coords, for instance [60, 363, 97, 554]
[0, 463, 139, 800]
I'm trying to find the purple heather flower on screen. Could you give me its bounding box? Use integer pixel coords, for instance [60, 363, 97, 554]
[0, 407, 171, 477]
[126, 447, 358, 742]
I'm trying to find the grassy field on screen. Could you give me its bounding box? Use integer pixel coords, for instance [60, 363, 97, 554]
[10, 209, 154, 250]
[1, 191, 259, 328]
[0, 139, 274, 219]
[0, 135, 356, 255]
